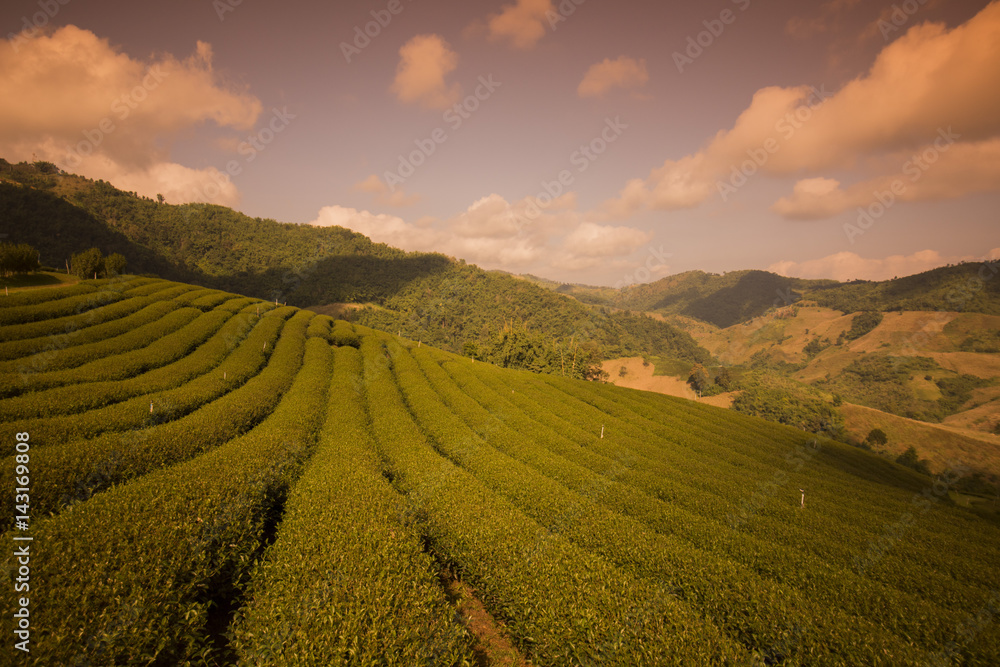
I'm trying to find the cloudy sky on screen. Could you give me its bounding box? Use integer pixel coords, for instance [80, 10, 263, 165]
[2, 0, 998, 285]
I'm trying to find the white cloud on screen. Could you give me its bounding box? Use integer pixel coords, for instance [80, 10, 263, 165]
[773, 137, 1000, 219]
[390, 34, 461, 110]
[481, 0, 554, 50]
[353, 173, 421, 207]
[604, 3, 1000, 218]
[309, 192, 651, 276]
[0, 26, 262, 205]
[563, 221, 651, 258]
[578, 56, 649, 98]
[768, 248, 995, 281]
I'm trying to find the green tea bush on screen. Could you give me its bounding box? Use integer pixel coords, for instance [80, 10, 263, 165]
[1, 306, 260, 397]
[0, 282, 127, 325]
[0, 336, 333, 664]
[231, 346, 475, 665]
[330, 319, 361, 348]
[359, 334, 746, 666]
[395, 346, 923, 663]
[0, 304, 202, 374]
[0, 308, 286, 431]
[1, 310, 314, 516]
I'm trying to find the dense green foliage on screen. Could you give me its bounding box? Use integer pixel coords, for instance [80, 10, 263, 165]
[2, 280, 999, 664]
[958, 328, 1000, 353]
[818, 355, 995, 422]
[0, 242, 40, 277]
[463, 325, 605, 380]
[803, 335, 832, 357]
[844, 311, 885, 341]
[69, 246, 128, 279]
[806, 263, 1000, 315]
[687, 363, 711, 393]
[866, 428, 889, 447]
[731, 371, 843, 434]
[607, 270, 827, 328]
[936, 374, 996, 416]
[69, 247, 104, 279]
[896, 446, 933, 476]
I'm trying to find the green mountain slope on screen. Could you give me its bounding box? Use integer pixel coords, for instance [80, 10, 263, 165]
[0, 160, 709, 371]
[805, 263, 1000, 315]
[608, 270, 834, 328]
[2, 277, 999, 665]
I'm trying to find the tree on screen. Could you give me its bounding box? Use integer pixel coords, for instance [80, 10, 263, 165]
[71, 247, 104, 279]
[104, 252, 127, 277]
[803, 337, 829, 358]
[462, 340, 481, 360]
[619, 366, 628, 378]
[33, 160, 58, 174]
[715, 367, 735, 391]
[896, 446, 931, 475]
[687, 363, 711, 394]
[0, 243, 40, 276]
[865, 428, 888, 447]
[845, 311, 884, 341]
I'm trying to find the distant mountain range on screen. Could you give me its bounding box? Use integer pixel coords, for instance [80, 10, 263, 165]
[527, 264, 1000, 328]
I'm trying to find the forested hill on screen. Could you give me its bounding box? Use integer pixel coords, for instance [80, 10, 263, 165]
[0, 160, 709, 371]
[614, 270, 833, 328]
[804, 264, 1000, 315]
[543, 264, 1000, 328]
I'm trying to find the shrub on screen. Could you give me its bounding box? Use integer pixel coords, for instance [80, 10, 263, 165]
[104, 252, 127, 276]
[0, 242, 40, 276]
[895, 446, 932, 475]
[844, 311, 884, 341]
[866, 428, 888, 447]
[71, 247, 105, 279]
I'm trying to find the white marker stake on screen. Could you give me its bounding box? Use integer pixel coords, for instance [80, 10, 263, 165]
[601, 425, 604, 439]
[800, 489, 805, 508]
[150, 402, 154, 414]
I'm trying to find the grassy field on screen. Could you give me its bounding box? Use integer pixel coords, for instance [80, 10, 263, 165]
[2, 277, 1000, 665]
[840, 402, 1000, 478]
[0, 271, 78, 292]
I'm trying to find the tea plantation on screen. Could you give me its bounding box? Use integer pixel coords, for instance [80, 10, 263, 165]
[2, 277, 998, 665]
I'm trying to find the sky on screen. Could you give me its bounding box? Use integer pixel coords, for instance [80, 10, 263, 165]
[1, 0, 998, 286]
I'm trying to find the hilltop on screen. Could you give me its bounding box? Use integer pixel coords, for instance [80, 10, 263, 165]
[2, 277, 999, 664]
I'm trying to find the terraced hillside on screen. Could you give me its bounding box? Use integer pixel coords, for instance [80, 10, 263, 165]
[2, 278, 1000, 666]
